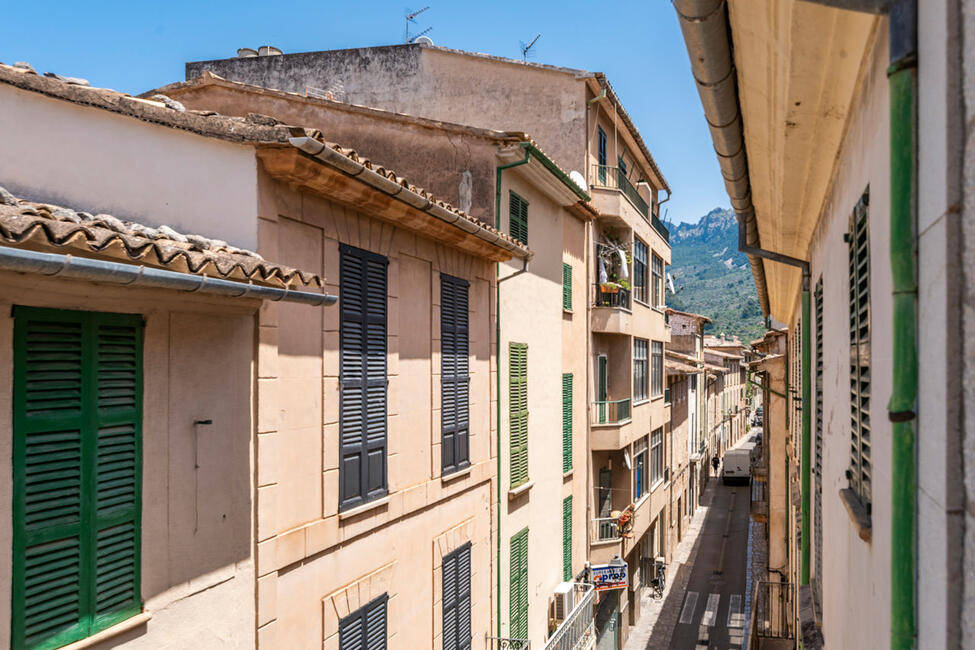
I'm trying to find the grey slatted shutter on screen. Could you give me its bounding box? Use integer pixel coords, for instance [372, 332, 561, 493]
[441, 275, 470, 475]
[340, 244, 389, 511]
[442, 543, 472, 650]
[340, 594, 387, 650]
[847, 192, 871, 505]
[12, 307, 142, 650]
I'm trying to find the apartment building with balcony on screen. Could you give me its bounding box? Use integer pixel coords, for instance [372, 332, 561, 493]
[155, 67, 596, 650]
[705, 336, 750, 451]
[678, 0, 974, 647]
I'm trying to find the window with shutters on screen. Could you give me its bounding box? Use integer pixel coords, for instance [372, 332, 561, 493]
[650, 428, 663, 485]
[509, 527, 529, 640]
[597, 127, 607, 184]
[562, 497, 573, 581]
[651, 253, 663, 307]
[562, 373, 573, 473]
[339, 244, 389, 512]
[633, 238, 648, 304]
[442, 543, 472, 650]
[12, 306, 143, 650]
[339, 594, 387, 650]
[441, 274, 470, 476]
[651, 341, 663, 397]
[847, 190, 871, 508]
[509, 343, 529, 489]
[814, 277, 824, 612]
[562, 263, 573, 311]
[508, 192, 529, 245]
[633, 339, 648, 402]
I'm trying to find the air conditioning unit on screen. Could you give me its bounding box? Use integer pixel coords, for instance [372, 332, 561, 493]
[553, 582, 575, 621]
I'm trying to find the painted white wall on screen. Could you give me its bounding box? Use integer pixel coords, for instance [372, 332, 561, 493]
[0, 84, 259, 250]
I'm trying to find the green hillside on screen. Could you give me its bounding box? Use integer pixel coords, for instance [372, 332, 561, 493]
[664, 207, 765, 342]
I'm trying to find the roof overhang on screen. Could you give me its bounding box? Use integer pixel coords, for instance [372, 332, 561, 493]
[497, 142, 590, 207]
[727, 0, 878, 320]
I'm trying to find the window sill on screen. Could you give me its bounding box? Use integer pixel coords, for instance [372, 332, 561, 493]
[839, 488, 872, 542]
[508, 480, 534, 500]
[61, 612, 152, 650]
[650, 478, 665, 494]
[442, 466, 472, 483]
[633, 298, 650, 308]
[563, 308, 574, 315]
[339, 495, 391, 520]
[562, 469, 574, 479]
[651, 395, 664, 402]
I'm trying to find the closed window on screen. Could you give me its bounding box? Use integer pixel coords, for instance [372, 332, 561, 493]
[650, 427, 664, 485]
[652, 253, 664, 307]
[848, 191, 871, 507]
[12, 307, 143, 650]
[651, 341, 663, 397]
[509, 528, 529, 639]
[441, 274, 470, 475]
[339, 594, 387, 650]
[562, 263, 573, 311]
[562, 373, 573, 473]
[634, 339, 649, 402]
[633, 239, 648, 304]
[562, 497, 573, 581]
[442, 543, 472, 650]
[339, 244, 388, 511]
[509, 192, 529, 244]
[509, 343, 529, 488]
[597, 127, 607, 184]
[633, 435, 649, 500]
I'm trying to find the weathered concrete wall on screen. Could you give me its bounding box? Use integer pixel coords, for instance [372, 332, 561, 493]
[254, 170, 496, 649]
[166, 83, 501, 225]
[0, 84, 259, 250]
[0, 273, 257, 648]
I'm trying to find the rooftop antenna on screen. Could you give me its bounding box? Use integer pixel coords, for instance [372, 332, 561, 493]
[409, 26, 433, 43]
[520, 34, 540, 62]
[405, 6, 430, 43]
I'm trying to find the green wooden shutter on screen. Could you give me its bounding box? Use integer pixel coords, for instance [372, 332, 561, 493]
[509, 528, 529, 639]
[562, 373, 572, 473]
[509, 192, 528, 245]
[12, 307, 142, 650]
[508, 343, 529, 489]
[562, 263, 572, 311]
[562, 497, 573, 581]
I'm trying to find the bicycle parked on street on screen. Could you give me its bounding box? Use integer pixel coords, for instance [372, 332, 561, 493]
[651, 560, 667, 599]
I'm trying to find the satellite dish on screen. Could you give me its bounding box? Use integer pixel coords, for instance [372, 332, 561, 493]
[569, 170, 586, 192]
[414, 35, 434, 45]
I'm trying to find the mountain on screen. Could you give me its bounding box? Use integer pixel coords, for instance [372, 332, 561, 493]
[664, 207, 765, 342]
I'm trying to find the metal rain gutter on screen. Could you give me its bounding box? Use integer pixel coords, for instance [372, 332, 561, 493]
[289, 137, 530, 260]
[0, 245, 337, 306]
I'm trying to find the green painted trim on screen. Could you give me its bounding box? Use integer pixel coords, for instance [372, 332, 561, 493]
[801, 290, 811, 585]
[889, 61, 918, 650]
[520, 142, 591, 202]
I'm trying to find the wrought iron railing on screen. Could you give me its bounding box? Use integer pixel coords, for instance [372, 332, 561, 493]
[543, 583, 595, 650]
[592, 517, 620, 542]
[592, 398, 631, 425]
[750, 581, 794, 648]
[593, 284, 631, 309]
[591, 165, 650, 218]
[651, 212, 671, 243]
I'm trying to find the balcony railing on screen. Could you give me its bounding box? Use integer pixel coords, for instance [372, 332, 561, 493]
[485, 636, 531, 649]
[749, 581, 794, 649]
[592, 399, 631, 425]
[651, 212, 670, 244]
[592, 164, 650, 218]
[594, 284, 631, 309]
[592, 517, 620, 542]
[543, 583, 595, 650]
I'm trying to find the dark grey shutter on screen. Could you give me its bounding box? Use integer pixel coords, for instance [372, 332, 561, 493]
[441, 275, 470, 474]
[340, 244, 388, 511]
[340, 594, 387, 650]
[442, 543, 472, 650]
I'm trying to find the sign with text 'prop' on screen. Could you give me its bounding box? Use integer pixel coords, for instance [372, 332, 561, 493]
[591, 563, 628, 592]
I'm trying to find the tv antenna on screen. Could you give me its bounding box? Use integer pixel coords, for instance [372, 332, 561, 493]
[520, 34, 540, 62]
[405, 6, 430, 43]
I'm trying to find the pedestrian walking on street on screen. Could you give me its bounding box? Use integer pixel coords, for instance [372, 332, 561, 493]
[711, 456, 719, 476]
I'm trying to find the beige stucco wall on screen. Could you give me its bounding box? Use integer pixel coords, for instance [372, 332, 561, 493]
[254, 171, 496, 649]
[0, 84, 259, 250]
[802, 27, 892, 648]
[0, 272, 257, 648]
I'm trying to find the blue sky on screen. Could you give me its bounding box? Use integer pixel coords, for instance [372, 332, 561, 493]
[1, 0, 728, 224]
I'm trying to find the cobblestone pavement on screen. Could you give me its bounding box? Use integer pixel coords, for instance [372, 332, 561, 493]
[623, 476, 719, 650]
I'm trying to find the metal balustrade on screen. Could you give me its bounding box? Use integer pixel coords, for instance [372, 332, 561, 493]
[592, 517, 620, 541]
[543, 583, 595, 650]
[591, 398, 631, 425]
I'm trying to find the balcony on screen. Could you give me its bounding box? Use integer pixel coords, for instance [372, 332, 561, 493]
[590, 165, 670, 243]
[543, 583, 596, 650]
[592, 285, 631, 335]
[589, 518, 622, 565]
[590, 399, 633, 450]
[748, 582, 794, 650]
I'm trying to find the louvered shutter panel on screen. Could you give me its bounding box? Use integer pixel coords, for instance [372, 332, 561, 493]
[443, 550, 458, 650]
[13, 308, 142, 650]
[508, 344, 529, 488]
[340, 245, 388, 511]
[442, 543, 471, 650]
[509, 192, 528, 244]
[562, 496, 573, 581]
[847, 193, 871, 505]
[441, 275, 470, 475]
[339, 594, 387, 650]
[562, 263, 572, 310]
[509, 528, 529, 639]
[562, 373, 572, 473]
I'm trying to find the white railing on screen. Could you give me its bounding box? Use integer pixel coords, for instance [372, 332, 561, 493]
[543, 583, 595, 650]
[592, 517, 620, 542]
